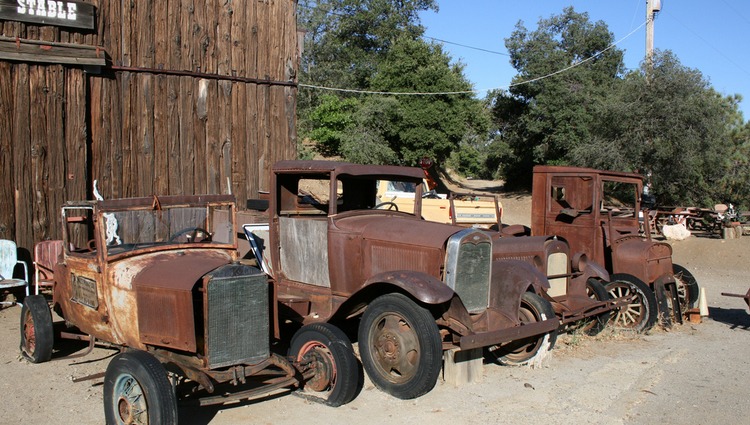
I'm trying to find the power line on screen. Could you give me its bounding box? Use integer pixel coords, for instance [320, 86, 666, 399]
[299, 19, 648, 96]
[663, 10, 750, 78]
[421, 35, 510, 56]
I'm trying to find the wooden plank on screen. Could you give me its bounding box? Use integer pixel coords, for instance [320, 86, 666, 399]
[246, 0, 257, 78]
[179, 0, 194, 71]
[14, 64, 32, 249]
[257, 0, 269, 79]
[192, 0, 206, 72]
[204, 80, 219, 193]
[257, 84, 270, 191]
[154, 0, 167, 68]
[231, 81, 247, 202]
[153, 73, 168, 195]
[166, 76, 182, 194]
[120, 71, 134, 196]
[178, 75, 194, 194]
[0, 40, 106, 66]
[246, 82, 258, 196]
[217, 80, 232, 195]
[64, 68, 87, 204]
[444, 348, 483, 386]
[109, 73, 124, 198]
[167, 0, 181, 69]
[136, 0, 154, 68]
[230, 0, 246, 77]
[0, 62, 14, 239]
[216, 0, 231, 75]
[120, 0, 133, 66]
[137, 73, 155, 195]
[203, 0, 217, 74]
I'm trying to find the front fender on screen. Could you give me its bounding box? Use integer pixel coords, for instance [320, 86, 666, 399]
[363, 271, 454, 305]
[490, 259, 549, 313]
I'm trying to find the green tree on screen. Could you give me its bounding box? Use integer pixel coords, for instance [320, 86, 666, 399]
[488, 7, 625, 187]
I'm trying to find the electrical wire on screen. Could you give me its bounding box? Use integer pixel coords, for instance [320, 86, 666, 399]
[299, 19, 649, 96]
[421, 35, 510, 56]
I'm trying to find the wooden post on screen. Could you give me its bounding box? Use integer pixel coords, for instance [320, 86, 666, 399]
[443, 348, 483, 386]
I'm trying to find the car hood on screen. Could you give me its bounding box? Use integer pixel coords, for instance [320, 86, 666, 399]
[111, 249, 234, 292]
[333, 212, 461, 250]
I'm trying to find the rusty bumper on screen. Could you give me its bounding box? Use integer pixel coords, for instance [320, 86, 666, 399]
[458, 317, 559, 350]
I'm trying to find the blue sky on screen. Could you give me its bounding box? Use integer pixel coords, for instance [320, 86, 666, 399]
[419, 0, 750, 118]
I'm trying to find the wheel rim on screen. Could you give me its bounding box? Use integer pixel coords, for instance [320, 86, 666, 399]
[368, 312, 420, 384]
[297, 341, 336, 392]
[608, 282, 645, 329]
[22, 309, 36, 355]
[112, 373, 148, 425]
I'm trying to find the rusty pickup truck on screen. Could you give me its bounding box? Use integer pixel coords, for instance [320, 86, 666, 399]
[242, 160, 560, 400]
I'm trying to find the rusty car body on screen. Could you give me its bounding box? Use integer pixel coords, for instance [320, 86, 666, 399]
[241, 160, 560, 400]
[19, 195, 359, 424]
[531, 165, 700, 328]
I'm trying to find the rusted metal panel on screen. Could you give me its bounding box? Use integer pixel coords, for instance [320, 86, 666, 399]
[279, 217, 330, 287]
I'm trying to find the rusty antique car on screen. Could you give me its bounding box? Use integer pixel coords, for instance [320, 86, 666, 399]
[19, 195, 359, 424]
[489, 231, 638, 336]
[241, 160, 560, 400]
[531, 165, 700, 328]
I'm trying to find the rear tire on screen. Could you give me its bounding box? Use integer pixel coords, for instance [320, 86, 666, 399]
[358, 293, 442, 400]
[673, 264, 699, 311]
[103, 351, 177, 425]
[289, 322, 359, 406]
[581, 279, 612, 336]
[487, 292, 557, 366]
[19, 295, 54, 363]
[607, 275, 658, 332]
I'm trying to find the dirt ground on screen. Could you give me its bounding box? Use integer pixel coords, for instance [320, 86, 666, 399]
[2, 192, 749, 424]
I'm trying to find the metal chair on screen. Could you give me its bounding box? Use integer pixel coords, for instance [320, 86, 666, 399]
[33, 240, 64, 295]
[0, 239, 30, 307]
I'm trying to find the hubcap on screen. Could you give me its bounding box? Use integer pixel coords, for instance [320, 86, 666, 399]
[370, 314, 419, 383]
[113, 374, 147, 425]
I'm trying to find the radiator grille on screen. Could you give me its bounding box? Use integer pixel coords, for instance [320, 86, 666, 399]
[445, 229, 492, 313]
[206, 266, 269, 369]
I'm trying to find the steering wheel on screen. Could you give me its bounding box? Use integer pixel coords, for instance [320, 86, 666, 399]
[374, 202, 399, 211]
[168, 227, 212, 243]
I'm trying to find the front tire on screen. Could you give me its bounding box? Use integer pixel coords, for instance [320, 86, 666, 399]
[103, 351, 177, 425]
[358, 293, 442, 400]
[289, 322, 359, 406]
[19, 294, 54, 363]
[487, 292, 557, 366]
[607, 276, 658, 332]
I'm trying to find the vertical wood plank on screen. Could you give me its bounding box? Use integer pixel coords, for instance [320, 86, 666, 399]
[168, 0, 182, 70]
[217, 80, 232, 195]
[180, 0, 195, 71]
[167, 76, 183, 195]
[179, 76, 195, 194]
[137, 74, 155, 195]
[203, 79, 217, 194]
[231, 82, 247, 202]
[64, 68, 88, 210]
[0, 62, 14, 239]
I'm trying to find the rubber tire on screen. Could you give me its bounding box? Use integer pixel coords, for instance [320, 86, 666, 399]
[103, 351, 178, 425]
[673, 264, 699, 310]
[358, 293, 442, 400]
[582, 279, 612, 336]
[607, 275, 658, 333]
[19, 294, 54, 363]
[487, 291, 557, 365]
[289, 322, 359, 406]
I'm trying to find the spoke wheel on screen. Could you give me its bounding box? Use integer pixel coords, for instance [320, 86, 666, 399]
[104, 351, 177, 425]
[607, 276, 658, 333]
[19, 295, 54, 363]
[580, 279, 612, 335]
[359, 293, 441, 400]
[673, 264, 699, 312]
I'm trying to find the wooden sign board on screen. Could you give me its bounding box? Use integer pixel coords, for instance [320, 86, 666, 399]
[0, 0, 95, 30]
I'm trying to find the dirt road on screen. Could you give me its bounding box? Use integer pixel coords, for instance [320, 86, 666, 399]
[1, 196, 749, 424]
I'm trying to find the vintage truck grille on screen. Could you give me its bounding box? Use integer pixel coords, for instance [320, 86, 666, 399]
[205, 265, 269, 369]
[546, 252, 568, 297]
[444, 229, 492, 313]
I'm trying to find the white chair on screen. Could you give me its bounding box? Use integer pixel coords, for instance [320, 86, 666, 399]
[0, 239, 30, 307]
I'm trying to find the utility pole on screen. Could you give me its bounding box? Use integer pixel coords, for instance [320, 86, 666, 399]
[646, 0, 661, 72]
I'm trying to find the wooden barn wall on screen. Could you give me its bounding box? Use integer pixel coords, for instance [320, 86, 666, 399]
[0, 0, 298, 254]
